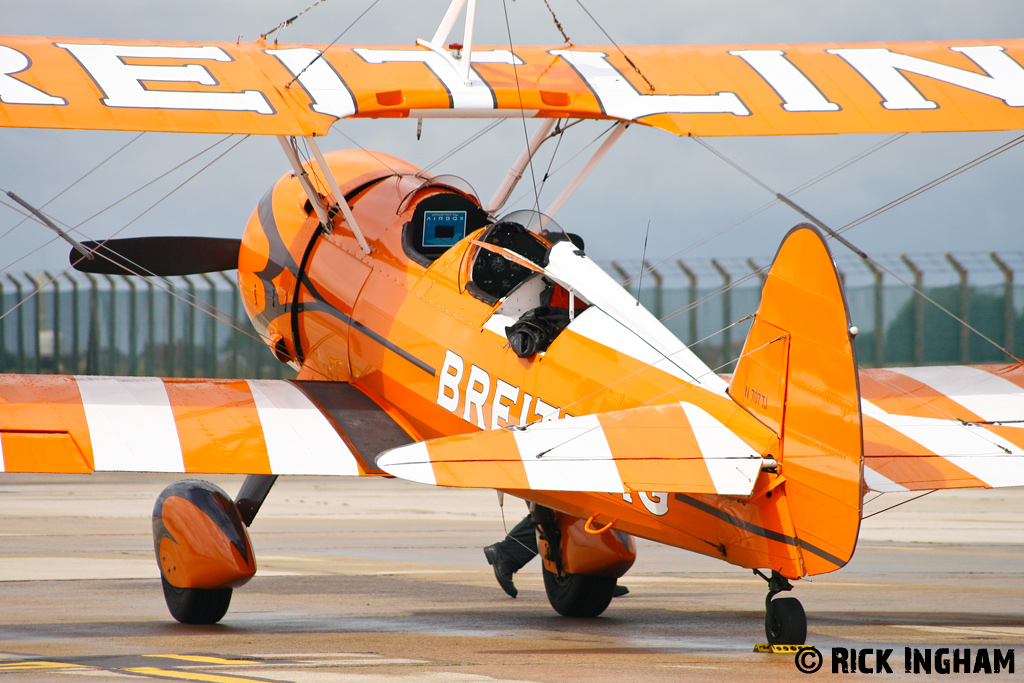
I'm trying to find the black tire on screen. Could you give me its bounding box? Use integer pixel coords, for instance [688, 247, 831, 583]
[542, 565, 616, 617]
[765, 596, 807, 645]
[161, 575, 232, 625]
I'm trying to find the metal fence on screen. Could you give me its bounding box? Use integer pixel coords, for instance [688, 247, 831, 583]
[0, 271, 288, 378]
[2, 252, 1022, 378]
[611, 251, 1024, 372]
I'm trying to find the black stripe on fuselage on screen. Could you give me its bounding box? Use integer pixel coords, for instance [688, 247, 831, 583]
[673, 492, 846, 568]
[296, 302, 436, 376]
[255, 184, 434, 377]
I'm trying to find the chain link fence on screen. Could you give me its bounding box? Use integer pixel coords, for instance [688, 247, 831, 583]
[2, 252, 1022, 377]
[0, 271, 288, 378]
[610, 251, 1024, 372]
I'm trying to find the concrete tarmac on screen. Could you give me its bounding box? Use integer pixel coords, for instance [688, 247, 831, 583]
[0, 474, 1021, 682]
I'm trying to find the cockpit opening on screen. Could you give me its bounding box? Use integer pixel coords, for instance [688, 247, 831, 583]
[505, 278, 590, 358]
[469, 221, 550, 301]
[466, 214, 589, 359]
[402, 191, 491, 266]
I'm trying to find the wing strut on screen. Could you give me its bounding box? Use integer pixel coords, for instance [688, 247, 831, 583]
[308, 137, 371, 254]
[277, 135, 371, 254]
[544, 122, 628, 221]
[432, 0, 468, 45]
[431, 0, 478, 82]
[278, 135, 331, 226]
[486, 119, 555, 214]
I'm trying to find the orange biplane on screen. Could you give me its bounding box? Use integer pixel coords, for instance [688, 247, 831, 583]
[1, 0, 1023, 645]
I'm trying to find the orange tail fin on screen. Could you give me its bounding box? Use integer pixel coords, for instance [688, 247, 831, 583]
[730, 224, 863, 576]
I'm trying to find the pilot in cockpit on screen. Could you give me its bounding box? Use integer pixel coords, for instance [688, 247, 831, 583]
[404, 192, 587, 358]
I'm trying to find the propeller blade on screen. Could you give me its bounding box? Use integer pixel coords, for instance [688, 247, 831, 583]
[70, 237, 241, 276]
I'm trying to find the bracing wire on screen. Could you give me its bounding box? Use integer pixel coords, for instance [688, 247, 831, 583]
[860, 370, 1017, 455]
[3, 249, 276, 361]
[329, 127, 402, 176]
[554, 313, 755, 420]
[629, 133, 907, 286]
[837, 133, 1024, 236]
[659, 270, 764, 325]
[683, 134, 1024, 363]
[285, 0, 383, 88]
[421, 120, 506, 174]
[861, 490, 936, 520]
[504, 121, 617, 211]
[0, 131, 146, 245]
[542, 0, 572, 44]
[571, 0, 654, 92]
[623, 133, 903, 286]
[260, 0, 330, 44]
[501, 0, 544, 216]
[523, 325, 785, 461]
[0, 136, 270, 352]
[5, 225, 276, 355]
[0, 134, 239, 273]
[531, 120, 568, 205]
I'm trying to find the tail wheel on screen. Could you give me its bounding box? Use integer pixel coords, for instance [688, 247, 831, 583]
[765, 596, 807, 645]
[161, 575, 232, 625]
[542, 564, 616, 617]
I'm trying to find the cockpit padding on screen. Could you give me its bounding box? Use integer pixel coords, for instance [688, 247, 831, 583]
[541, 230, 585, 252]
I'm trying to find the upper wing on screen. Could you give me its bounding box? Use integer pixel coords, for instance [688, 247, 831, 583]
[861, 364, 1024, 491]
[2, 37, 1024, 137]
[0, 374, 411, 475]
[376, 401, 767, 496]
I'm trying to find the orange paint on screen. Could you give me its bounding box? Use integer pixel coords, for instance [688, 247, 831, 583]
[561, 514, 636, 578]
[731, 225, 863, 576]
[0, 374, 94, 471]
[3, 38, 1024, 137]
[863, 415, 987, 489]
[163, 379, 272, 474]
[599, 403, 716, 495]
[157, 495, 255, 589]
[2, 132, 1019, 591]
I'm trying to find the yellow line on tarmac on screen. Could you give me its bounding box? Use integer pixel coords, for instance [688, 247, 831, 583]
[0, 661, 76, 671]
[142, 655, 255, 665]
[124, 668, 274, 683]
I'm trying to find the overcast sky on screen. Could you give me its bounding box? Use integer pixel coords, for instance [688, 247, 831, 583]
[2, 0, 1023, 285]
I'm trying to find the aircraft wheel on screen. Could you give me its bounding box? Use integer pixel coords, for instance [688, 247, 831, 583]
[161, 575, 232, 624]
[765, 596, 806, 645]
[542, 565, 616, 617]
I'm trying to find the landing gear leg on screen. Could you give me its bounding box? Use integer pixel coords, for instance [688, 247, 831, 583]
[235, 474, 278, 526]
[754, 569, 807, 645]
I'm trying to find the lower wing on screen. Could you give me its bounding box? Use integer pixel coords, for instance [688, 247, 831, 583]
[0, 374, 410, 475]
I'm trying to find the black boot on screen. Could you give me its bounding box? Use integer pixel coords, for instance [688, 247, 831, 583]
[483, 544, 518, 598]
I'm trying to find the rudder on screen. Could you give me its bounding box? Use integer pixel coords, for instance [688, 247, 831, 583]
[730, 224, 863, 577]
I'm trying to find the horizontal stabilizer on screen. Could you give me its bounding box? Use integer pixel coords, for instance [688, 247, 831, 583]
[0, 375, 410, 475]
[861, 364, 1024, 491]
[376, 401, 765, 496]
